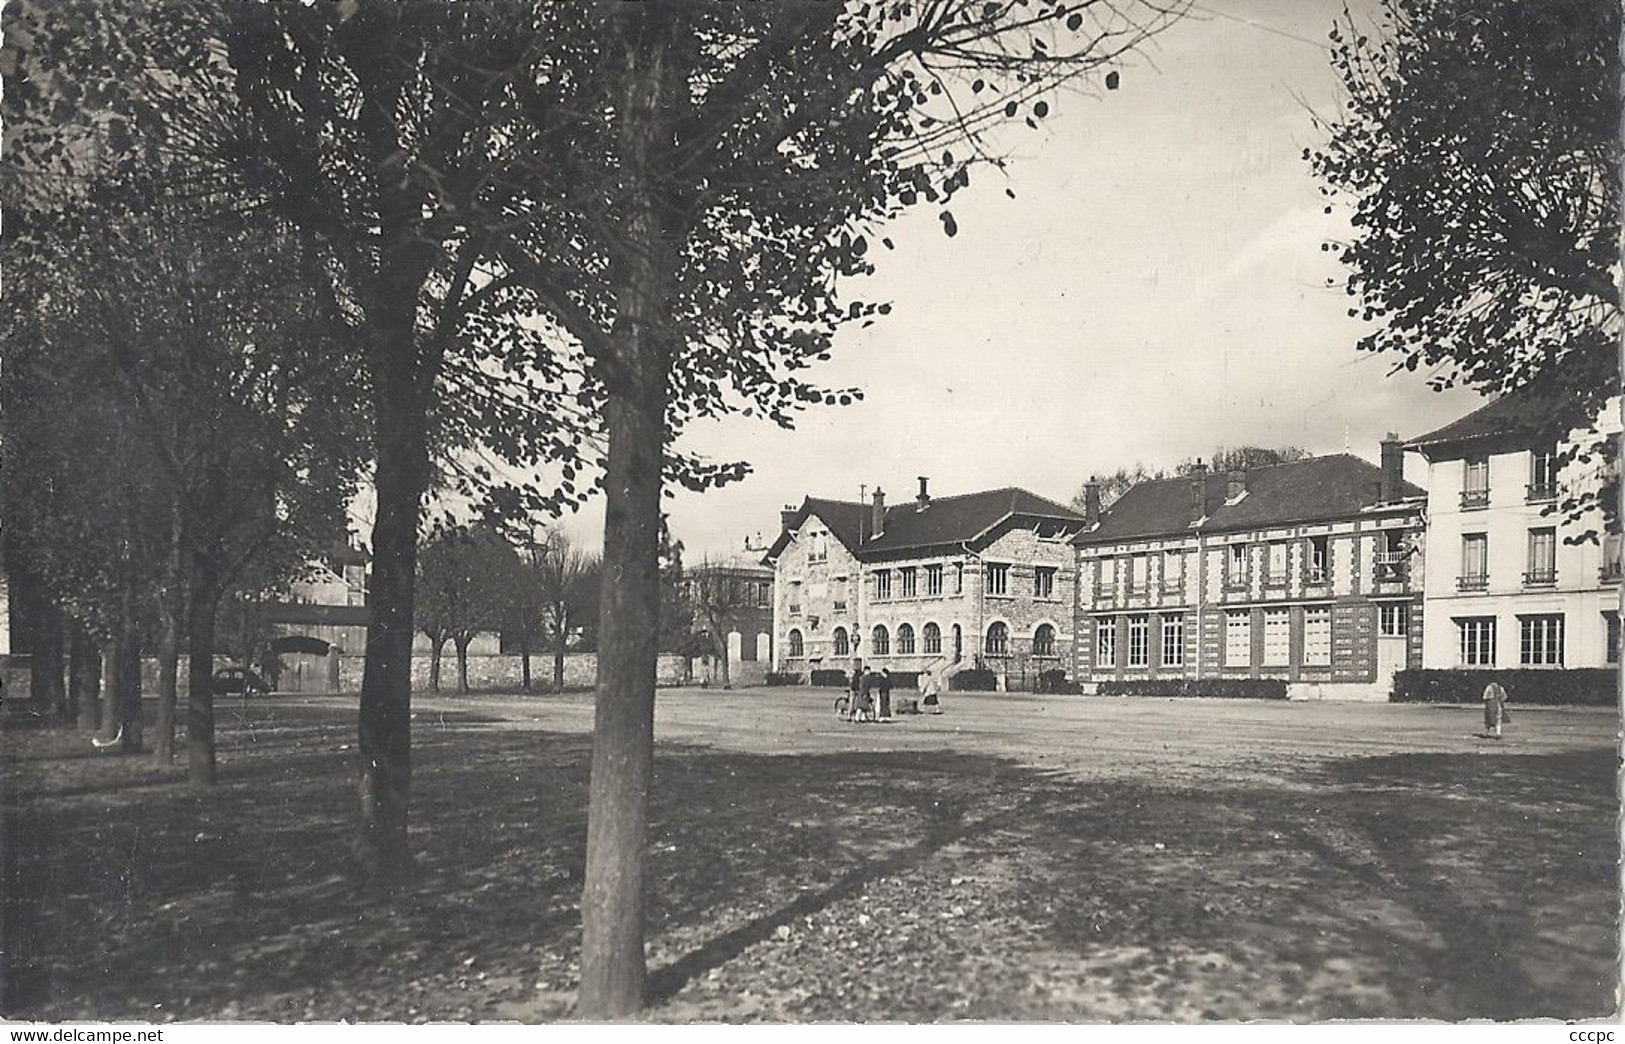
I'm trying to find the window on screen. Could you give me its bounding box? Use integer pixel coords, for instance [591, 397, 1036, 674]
[787, 629, 804, 657]
[925, 564, 944, 596]
[1266, 542, 1288, 586]
[1161, 613, 1184, 667]
[985, 621, 1009, 656]
[1606, 611, 1620, 666]
[986, 563, 1010, 596]
[1096, 618, 1117, 667]
[1129, 555, 1148, 593]
[1127, 615, 1149, 667]
[1263, 608, 1290, 666]
[1226, 544, 1247, 588]
[1033, 623, 1056, 658]
[953, 563, 964, 594]
[1529, 446, 1558, 501]
[1225, 610, 1250, 666]
[874, 569, 892, 601]
[1462, 456, 1490, 508]
[809, 532, 828, 562]
[1376, 528, 1408, 582]
[1162, 551, 1184, 593]
[897, 623, 915, 654]
[788, 580, 803, 615]
[1525, 528, 1556, 586]
[1303, 608, 1331, 666]
[871, 625, 890, 656]
[757, 581, 772, 607]
[1035, 566, 1057, 599]
[832, 627, 849, 657]
[1460, 534, 1488, 590]
[1604, 533, 1622, 582]
[1518, 614, 1563, 666]
[1378, 603, 1410, 638]
[1307, 535, 1329, 584]
[922, 622, 942, 654]
[1456, 616, 1496, 667]
[900, 566, 918, 598]
[1099, 557, 1118, 593]
[952, 624, 963, 659]
[832, 575, 848, 613]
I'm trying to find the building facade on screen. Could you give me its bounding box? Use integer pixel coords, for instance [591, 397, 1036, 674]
[1073, 446, 1426, 700]
[1407, 386, 1621, 672]
[681, 552, 775, 686]
[765, 481, 1086, 688]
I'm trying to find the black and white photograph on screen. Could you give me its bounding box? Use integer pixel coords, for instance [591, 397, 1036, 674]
[0, 0, 1618, 1027]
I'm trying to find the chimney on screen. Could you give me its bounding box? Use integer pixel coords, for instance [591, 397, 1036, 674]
[1380, 432, 1403, 503]
[1083, 477, 1101, 526]
[1227, 469, 1246, 502]
[916, 476, 931, 511]
[871, 487, 886, 539]
[1188, 459, 1208, 522]
[780, 505, 797, 531]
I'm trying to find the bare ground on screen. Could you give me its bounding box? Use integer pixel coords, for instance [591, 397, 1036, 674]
[2, 688, 1617, 1022]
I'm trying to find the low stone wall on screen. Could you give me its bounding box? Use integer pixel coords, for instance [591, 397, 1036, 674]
[139, 652, 692, 695]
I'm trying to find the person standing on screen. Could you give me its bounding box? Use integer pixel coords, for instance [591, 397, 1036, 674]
[878, 668, 893, 722]
[921, 663, 943, 714]
[847, 662, 864, 723]
[1483, 679, 1509, 739]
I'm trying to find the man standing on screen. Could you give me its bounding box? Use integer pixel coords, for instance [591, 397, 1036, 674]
[878, 668, 893, 723]
[1482, 679, 1509, 739]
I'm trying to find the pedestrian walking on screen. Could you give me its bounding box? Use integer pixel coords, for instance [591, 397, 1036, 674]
[847, 662, 864, 723]
[921, 663, 943, 714]
[1482, 679, 1509, 739]
[878, 668, 893, 722]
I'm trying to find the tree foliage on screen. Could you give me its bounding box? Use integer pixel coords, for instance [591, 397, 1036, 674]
[1309, 0, 1619, 528]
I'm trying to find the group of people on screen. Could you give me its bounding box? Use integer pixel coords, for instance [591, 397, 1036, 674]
[842, 661, 944, 723]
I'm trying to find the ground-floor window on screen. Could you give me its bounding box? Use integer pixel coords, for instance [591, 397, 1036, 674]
[1160, 613, 1184, 667]
[787, 629, 804, 658]
[872, 625, 890, 656]
[1224, 610, 1250, 667]
[1456, 616, 1495, 667]
[985, 621, 1009, 656]
[1262, 608, 1290, 667]
[1033, 623, 1056, 658]
[1303, 607, 1331, 666]
[1378, 602, 1409, 637]
[897, 623, 916, 655]
[1518, 614, 1563, 666]
[1127, 615, 1149, 667]
[1096, 618, 1117, 669]
[832, 627, 849, 657]
[923, 622, 942, 654]
[1607, 611, 1621, 666]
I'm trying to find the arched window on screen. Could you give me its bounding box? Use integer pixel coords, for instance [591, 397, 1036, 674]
[871, 625, 890, 656]
[985, 621, 1009, 656]
[897, 623, 915, 654]
[922, 622, 942, 655]
[787, 629, 804, 657]
[1033, 623, 1056, 658]
[952, 624, 963, 660]
[832, 627, 849, 657]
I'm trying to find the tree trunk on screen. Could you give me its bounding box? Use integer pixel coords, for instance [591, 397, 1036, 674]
[154, 504, 185, 763]
[427, 636, 443, 693]
[553, 634, 566, 694]
[30, 598, 65, 724]
[579, 15, 678, 1017]
[357, 329, 430, 886]
[519, 633, 532, 693]
[99, 646, 118, 741]
[186, 548, 220, 786]
[454, 636, 471, 694]
[115, 596, 143, 755]
[69, 624, 99, 732]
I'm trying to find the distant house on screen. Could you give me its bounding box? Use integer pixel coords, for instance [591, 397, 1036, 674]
[1073, 446, 1426, 699]
[259, 543, 371, 692]
[764, 480, 1087, 688]
[1406, 385, 1622, 672]
[682, 551, 774, 686]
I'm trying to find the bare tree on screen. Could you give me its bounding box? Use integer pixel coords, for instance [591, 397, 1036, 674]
[532, 533, 600, 694]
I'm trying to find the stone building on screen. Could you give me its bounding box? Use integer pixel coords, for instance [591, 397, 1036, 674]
[1072, 447, 1426, 699]
[1406, 384, 1622, 671]
[764, 480, 1087, 689]
[682, 550, 775, 686]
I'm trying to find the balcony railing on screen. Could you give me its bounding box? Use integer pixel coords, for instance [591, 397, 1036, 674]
[1306, 566, 1328, 585]
[1456, 574, 1488, 592]
[1526, 482, 1558, 503]
[1161, 578, 1183, 594]
[1601, 561, 1622, 583]
[1460, 488, 1490, 510]
[1522, 568, 1556, 588]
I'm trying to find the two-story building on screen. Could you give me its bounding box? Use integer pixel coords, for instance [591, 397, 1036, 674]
[1073, 445, 1427, 699]
[1406, 384, 1621, 672]
[681, 549, 775, 686]
[764, 480, 1087, 688]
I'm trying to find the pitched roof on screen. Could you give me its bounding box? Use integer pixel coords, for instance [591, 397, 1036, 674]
[1406, 381, 1588, 453]
[767, 487, 1085, 562]
[1076, 454, 1423, 545]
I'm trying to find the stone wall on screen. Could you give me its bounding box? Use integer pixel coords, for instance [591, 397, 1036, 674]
[140, 652, 692, 695]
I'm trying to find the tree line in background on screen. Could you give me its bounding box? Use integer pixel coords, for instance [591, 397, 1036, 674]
[5, 0, 1608, 1018]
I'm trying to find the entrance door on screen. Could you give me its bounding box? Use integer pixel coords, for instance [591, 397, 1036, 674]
[952, 624, 963, 662]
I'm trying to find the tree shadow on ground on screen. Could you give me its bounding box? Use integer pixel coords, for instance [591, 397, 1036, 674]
[1, 707, 1616, 1023]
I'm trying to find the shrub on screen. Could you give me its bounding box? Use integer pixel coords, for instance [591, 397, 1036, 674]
[950, 667, 998, 692]
[1095, 678, 1289, 700]
[885, 670, 921, 691]
[810, 669, 849, 687]
[1391, 668, 1617, 706]
[1036, 668, 1081, 695]
[764, 671, 802, 686]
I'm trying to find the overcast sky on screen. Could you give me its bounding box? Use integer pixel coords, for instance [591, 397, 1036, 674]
[556, 0, 1485, 561]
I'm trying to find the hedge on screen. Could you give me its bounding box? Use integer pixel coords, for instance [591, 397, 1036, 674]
[950, 667, 998, 692]
[810, 669, 849, 687]
[1391, 668, 1618, 706]
[1095, 678, 1289, 700]
[1036, 669, 1081, 695]
[764, 671, 802, 686]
